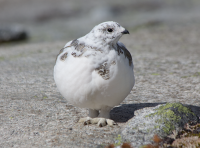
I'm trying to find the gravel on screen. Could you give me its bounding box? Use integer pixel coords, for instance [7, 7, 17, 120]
[0, 22, 200, 147]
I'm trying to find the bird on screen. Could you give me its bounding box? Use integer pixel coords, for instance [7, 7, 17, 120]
[54, 21, 135, 127]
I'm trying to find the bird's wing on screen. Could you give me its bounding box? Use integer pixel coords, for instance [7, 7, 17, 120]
[117, 42, 133, 66]
[56, 39, 91, 62]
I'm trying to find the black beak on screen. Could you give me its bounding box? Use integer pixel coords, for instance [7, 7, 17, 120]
[121, 29, 129, 34]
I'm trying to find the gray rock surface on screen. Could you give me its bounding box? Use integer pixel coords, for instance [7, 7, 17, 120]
[121, 103, 198, 147]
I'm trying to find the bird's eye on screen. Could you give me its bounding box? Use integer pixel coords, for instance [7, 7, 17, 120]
[107, 28, 113, 32]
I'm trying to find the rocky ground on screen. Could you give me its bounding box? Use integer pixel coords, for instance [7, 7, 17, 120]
[0, 0, 200, 147]
[0, 22, 200, 147]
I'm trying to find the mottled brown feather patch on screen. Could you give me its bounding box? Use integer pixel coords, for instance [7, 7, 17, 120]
[55, 47, 65, 62]
[70, 39, 79, 47]
[76, 43, 85, 51]
[95, 62, 110, 80]
[60, 52, 68, 61]
[70, 39, 100, 57]
[56, 39, 86, 61]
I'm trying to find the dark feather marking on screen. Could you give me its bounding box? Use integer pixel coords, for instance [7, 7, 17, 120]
[76, 43, 85, 51]
[56, 39, 97, 61]
[55, 47, 65, 62]
[70, 39, 86, 52]
[95, 62, 110, 80]
[60, 52, 68, 61]
[85, 45, 97, 50]
[70, 39, 100, 57]
[71, 52, 77, 57]
[70, 39, 79, 47]
[117, 43, 132, 66]
[55, 39, 79, 62]
[116, 22, 120, 27]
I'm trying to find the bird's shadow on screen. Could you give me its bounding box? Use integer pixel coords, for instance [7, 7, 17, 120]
[110, 102, 200, 123]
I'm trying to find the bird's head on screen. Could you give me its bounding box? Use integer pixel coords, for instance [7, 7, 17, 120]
[88, 21, 129, 45]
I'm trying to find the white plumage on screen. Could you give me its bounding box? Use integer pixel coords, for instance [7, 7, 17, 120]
[54, 21, 135, 126]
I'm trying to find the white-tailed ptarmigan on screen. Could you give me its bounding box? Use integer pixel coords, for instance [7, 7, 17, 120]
[54, 21, 135, 127]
